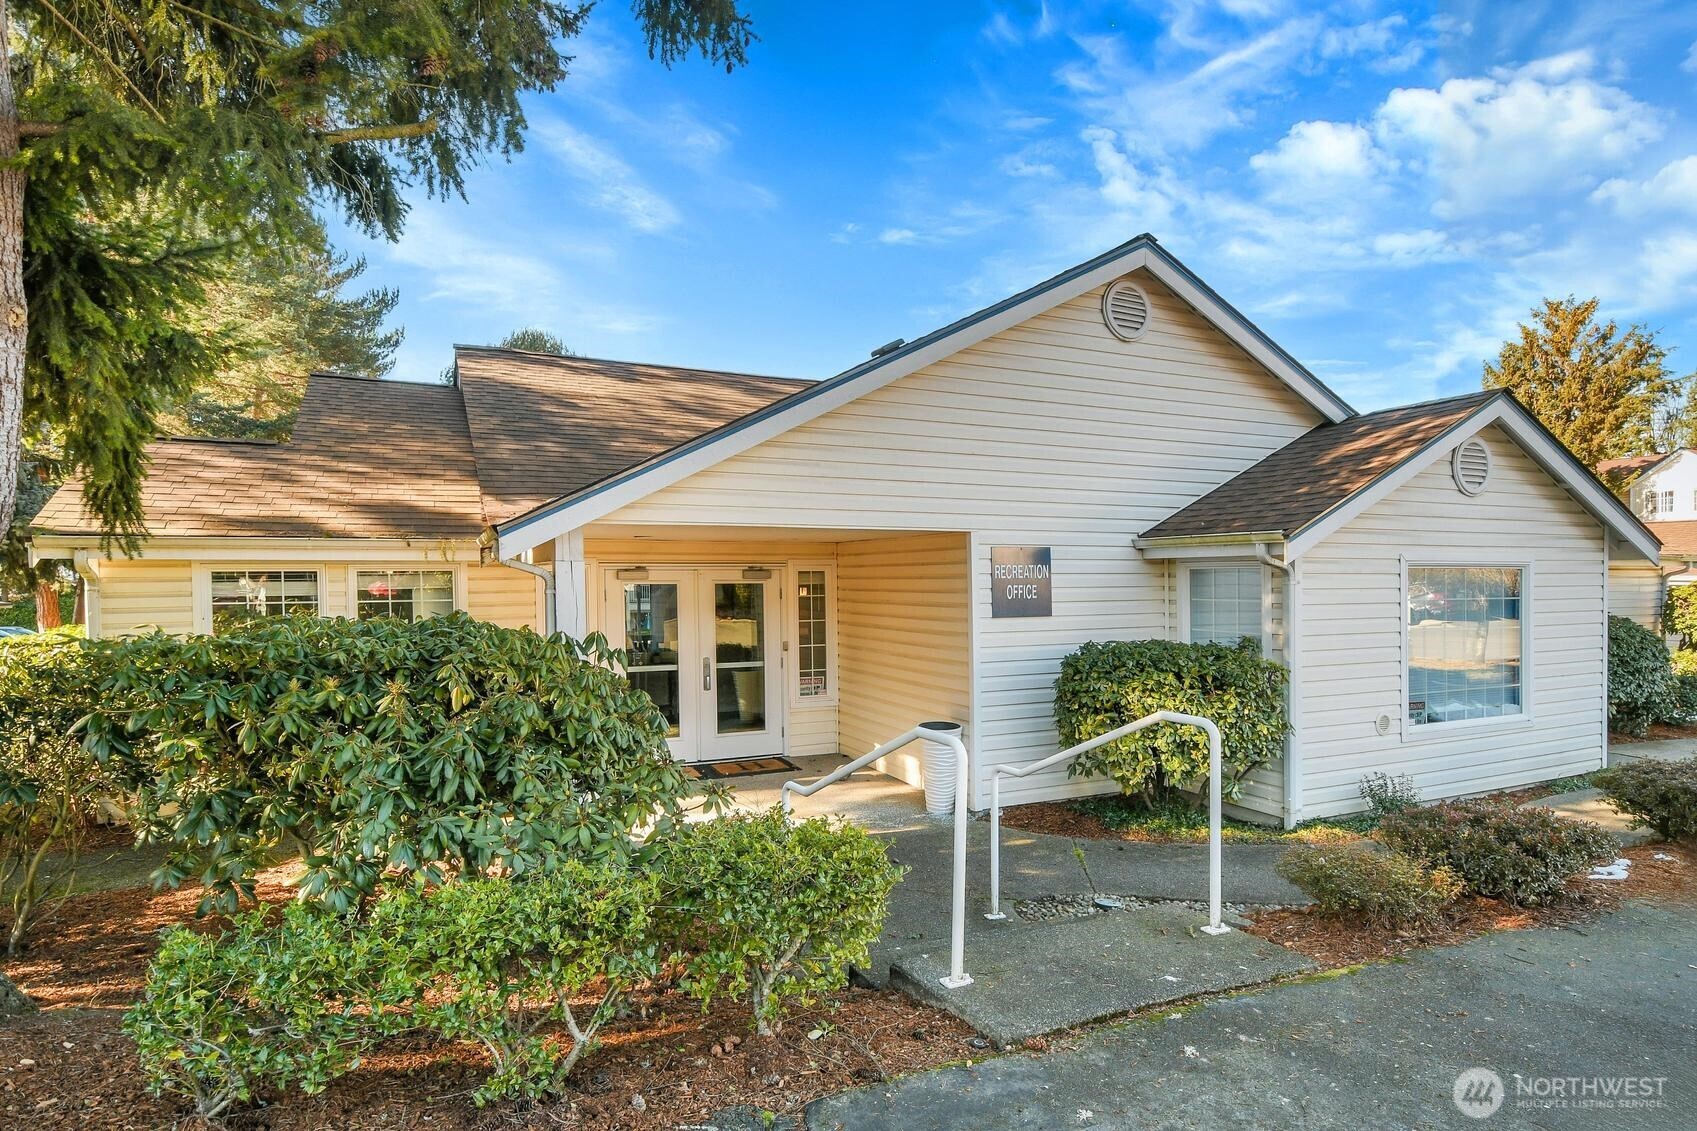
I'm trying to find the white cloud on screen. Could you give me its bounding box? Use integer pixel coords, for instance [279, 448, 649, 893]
[1081, 127, 1181, 232]
[1061, 16, 1322, 154]
[1001, 154, 1059, 178]
[1250, 120, 1387, 202]
[1594, 156, 1697, 216]
[1685, 40, 1697, 71]
[878, 228, 919, 245]
[1372, 51, 1662, 217]
[532, 121, 682, 233]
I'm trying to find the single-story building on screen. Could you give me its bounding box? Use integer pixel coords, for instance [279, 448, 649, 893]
[32, 235, 1662, 823]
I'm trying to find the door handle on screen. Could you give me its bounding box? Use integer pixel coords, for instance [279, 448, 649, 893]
[703, 656, 712, 691]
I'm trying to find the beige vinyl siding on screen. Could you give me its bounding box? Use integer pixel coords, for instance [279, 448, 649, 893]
[1295, 426, 1606, 817]
[97, 559, 193, 636]
[837, 534, 970, 786]
[465, 563, 543, 629]
[1607, 562, 1664, 632]
[601, 271, 1324, 806]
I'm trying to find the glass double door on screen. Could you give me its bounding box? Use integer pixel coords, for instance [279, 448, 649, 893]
[607, 569, 780, 762]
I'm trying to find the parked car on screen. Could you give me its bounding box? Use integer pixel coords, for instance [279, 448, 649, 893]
[0, 626, 35, 638]
[1408, 589, 1447, 624]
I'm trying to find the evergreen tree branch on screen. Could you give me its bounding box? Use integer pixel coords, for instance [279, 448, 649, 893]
[30, 0, 165, 121]
[318, 120, 438, 144]
[19, 122, 61, 138]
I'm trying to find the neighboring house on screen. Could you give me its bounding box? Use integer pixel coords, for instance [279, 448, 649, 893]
[31, 235, 1662, 824]
[1595, 450, 1697, 631]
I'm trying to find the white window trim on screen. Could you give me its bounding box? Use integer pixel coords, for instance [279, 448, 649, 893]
[345, 564, 466, 620]
[1399, 556, 1535, 743]
[192, 563, 330, 634]
[1177, 560, 1272, 650]
[788, 560, 839, 708]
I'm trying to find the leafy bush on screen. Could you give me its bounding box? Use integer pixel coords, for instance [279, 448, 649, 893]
[127, 860, 666, 1115]
[1608, 614, 1675, 737]
[1358, 772, 1421, 819]
[0, 631, 118, 953]
[1665, 585, 1697, 650]
[655, 810, 901, 1034]
[1275, 843, 1461, 925]
[84, 614, 685, 913]
[1377, 799, 1615, 905]
[1054, 638, 1288, 801]
[1670, 674, 1697, 725]
[1595, 760, 1697, 842]
[1670, 649, 1697, 677]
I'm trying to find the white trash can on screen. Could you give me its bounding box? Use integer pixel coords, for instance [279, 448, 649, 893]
[917, 720, 964, 817]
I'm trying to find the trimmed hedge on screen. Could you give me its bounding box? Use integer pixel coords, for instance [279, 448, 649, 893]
[127, 813, 902, 1115]
[1595, 760, 1697, 842]
[1377, 799, 1615, 906]
[1608, 615, 1675, 737]
[1054, 638, 1288, 801]
[1276, 843, 1461, 926]
[84, 614, 686, 913]
[653, 810, 902, 1033]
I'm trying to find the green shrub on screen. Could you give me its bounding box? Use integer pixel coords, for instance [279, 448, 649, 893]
[83, 613, 686, 913]
[1595, 760, 1697, 842]
[0, 631, 118, 953]
[127, 860, 666, 1115]
[654, 810, 901, 1034]
[1377, 799, 1615, 905]
[1670, 674, 1697, 724]
[1054, 638, 1288, 800]
[1664, 585, 1697, 650]
[1608, 614, 1675, 737]
[1670, 649, 1697, 677]
[1358, 772, 1421, 819]
[1275, 843, 1461, 925]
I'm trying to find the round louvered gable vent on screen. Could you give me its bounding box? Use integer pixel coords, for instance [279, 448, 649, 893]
[1102, 279, 1151, 341]
[1452, 438, 1491, 496]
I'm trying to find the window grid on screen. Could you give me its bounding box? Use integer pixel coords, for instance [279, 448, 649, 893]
[1663, 490, 1676, 515]
[1187, 566, 1263, 647]
[796, 569, 829, 698]
[210, 569, 319, 632]
[1407, 566, 1523, 726]
[356, 569, 455, 623]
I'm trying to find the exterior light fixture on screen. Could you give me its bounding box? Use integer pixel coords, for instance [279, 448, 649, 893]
[742, 566, 773, 580]
[615, 566, 650, 580]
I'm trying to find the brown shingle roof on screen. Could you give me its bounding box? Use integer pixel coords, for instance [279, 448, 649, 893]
[33, 354, 813, 541]
[454, 348, 810, 524]
[1139, 391, 1502, 542]
[1648, 521, 1697, 558]
[34, 376, 486, 539]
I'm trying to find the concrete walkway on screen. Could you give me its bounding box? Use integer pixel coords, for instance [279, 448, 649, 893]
[810, 901, 1697, 1130]
[1529, 739, 1695, 846]
[1609, 736, 1697, 766]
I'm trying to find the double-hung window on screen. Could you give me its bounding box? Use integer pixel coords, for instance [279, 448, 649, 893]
[355, 569, 455, 622]
[210, 569, 319, 633]
[1184, 565, 1264, 649]
[1407, 566, 1524, 727]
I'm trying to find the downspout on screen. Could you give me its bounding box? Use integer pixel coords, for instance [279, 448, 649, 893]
[71, 550, 100, 639]
[1257, 544, 1301, 828]
[490, 548, 556, 635]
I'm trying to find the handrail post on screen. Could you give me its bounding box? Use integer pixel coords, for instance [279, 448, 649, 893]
[919, 721, 973, 989]
[985, 772, 1005, 920]
[1197, 716, 1229, 935]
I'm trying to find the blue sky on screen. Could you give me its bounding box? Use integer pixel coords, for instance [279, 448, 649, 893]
[326, 0, 1697, 411]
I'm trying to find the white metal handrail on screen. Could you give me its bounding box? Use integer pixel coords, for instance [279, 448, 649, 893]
[987, 710, 1231, 936]
[781, 721, 974, 990]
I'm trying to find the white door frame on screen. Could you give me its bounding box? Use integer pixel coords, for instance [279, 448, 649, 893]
[600, 564, 786, 763]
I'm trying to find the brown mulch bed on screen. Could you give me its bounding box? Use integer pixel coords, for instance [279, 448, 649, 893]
[1609, 723, 1697, 745]
[0, 874, 980, 1130]
[1244, 843, 1695, 968]
[996, 800, 1129, 841]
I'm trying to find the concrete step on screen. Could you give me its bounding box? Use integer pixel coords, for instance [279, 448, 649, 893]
[886, 904, 1317, 1048]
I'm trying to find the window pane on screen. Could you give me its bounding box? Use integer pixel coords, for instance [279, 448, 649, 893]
[1408, 567, 1523, 726]
[356, 570, 455, 623]
[1187, 566, 1262, 647]
[210, 569, 319, 633]
[797, 569, 829, 697]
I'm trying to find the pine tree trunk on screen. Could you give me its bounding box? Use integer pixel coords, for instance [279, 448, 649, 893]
[34, 578, 60, 630]
[0, 0, 26, 540]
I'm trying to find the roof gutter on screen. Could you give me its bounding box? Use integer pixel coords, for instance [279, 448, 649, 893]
[489, 547, 555, 635]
